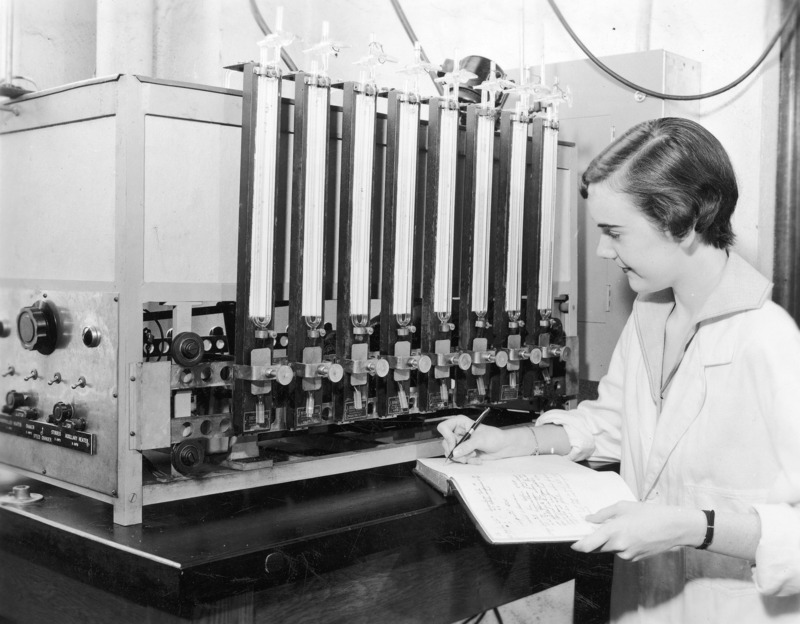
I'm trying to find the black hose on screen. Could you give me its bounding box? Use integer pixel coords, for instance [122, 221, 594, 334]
[547, 0, 799, 101]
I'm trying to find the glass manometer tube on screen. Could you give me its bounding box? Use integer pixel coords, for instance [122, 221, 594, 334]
[248, 54, 281, 331]
[470, 113, 494, 315]
[433, 105, 459, 323]
[537, 117, 558, 312]
[392, 99, 420, 326]
[349, 90, 377, 328]
[505, 114, 528, 319]
[301, 82, 329, 327]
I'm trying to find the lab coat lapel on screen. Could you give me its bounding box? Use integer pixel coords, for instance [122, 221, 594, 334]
[632, 253, 770, 500]
[640, 346, 708, 500]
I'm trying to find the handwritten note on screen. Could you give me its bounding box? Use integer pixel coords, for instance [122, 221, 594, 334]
[451, 470, 635, 543]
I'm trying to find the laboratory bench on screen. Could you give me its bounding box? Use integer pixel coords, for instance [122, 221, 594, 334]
[0, 461, 613, 623]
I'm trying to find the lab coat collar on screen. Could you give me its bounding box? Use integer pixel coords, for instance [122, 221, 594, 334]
[633, 252, 772, 499]
[633, 252, 772, 407]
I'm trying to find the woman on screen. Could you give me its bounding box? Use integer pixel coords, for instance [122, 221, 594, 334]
[439, 118, 800, 622]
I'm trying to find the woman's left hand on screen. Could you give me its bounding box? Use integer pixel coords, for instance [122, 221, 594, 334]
[571, 501, 705, 561]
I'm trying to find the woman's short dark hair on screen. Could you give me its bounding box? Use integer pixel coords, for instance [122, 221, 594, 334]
[579, 117, 737, 249]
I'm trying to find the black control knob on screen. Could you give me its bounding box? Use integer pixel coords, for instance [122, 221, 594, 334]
[17, 301, 58, 355]
[171, 332, 205, 367]
[5, 390, 27, 409]
[171, 439, 206, 475]
[51, 402, 74, 424]
[62, 418, 86, 431]
[15, 407, 39, 420]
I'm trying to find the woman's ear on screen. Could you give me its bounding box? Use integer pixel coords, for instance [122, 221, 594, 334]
[679, 227, 700, 252]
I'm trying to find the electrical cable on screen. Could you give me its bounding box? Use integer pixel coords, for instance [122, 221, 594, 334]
[153, 316, 165, 362]
[546, 0, 800, 101]
[388, 0, 444, 95]
[248, 0, 298, 72]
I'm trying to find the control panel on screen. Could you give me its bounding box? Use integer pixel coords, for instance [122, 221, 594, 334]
[0, 289, 119, 494]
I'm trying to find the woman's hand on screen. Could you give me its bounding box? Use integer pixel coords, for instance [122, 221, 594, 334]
[572, 501, 706, 561]
[437, 416, 530, 463]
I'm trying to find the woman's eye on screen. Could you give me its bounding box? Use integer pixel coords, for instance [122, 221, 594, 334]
[602, 228, 620, 240]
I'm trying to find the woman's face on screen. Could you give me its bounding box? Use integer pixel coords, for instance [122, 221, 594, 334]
[587, 181, 685, 294]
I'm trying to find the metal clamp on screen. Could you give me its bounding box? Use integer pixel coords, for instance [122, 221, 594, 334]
[543, 344, 571, 363]
[507, 346, 543, 364]
[235, 364, 294, 386]
[386, 354, 432, 374]
[292, 361, 344, 383]
[436, 351, 472, 371]
[342, 358, 390, 377]
[471, 349, 509, 368]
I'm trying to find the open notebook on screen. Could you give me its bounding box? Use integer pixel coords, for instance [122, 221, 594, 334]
[415, 456, 635, 544]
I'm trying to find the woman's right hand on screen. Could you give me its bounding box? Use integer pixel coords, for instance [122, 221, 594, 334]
[437, 416, 529, 464]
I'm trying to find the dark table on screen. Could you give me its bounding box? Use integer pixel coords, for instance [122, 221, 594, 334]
[0, 462, 613, 623]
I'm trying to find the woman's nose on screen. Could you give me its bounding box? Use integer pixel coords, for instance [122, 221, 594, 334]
[596, 236, 616, 260]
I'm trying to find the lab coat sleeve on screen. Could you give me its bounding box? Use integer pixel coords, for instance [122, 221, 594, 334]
[745, 306, 800, 596]
[536, 317, 630, 463]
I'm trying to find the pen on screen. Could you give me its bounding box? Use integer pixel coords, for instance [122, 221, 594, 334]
[446, 406, 492, 462]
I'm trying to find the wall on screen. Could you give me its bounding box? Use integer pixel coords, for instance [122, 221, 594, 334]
[0, 0, 784, 373]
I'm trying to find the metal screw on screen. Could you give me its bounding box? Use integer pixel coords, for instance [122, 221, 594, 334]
[112, 392, 118, 398]
[130, 431, 135, 437]
[41, 469, 46, 475]
[42, 293, 47, 298]
[111, 490, 117, 496]
[114, 296, 119, 302]
[130, 375, 136, 382]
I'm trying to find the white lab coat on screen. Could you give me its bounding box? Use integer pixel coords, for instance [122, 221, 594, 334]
[538, 253, 800, 623]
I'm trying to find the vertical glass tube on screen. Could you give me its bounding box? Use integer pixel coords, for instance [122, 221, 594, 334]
[393, 99, 420, 321]
[537, 115, 558, 312]
[349, 90, 377, 324]
[248, 71, 281, 330]
[434, 106, 459, 321]
[470, 113, 494, 314]
[301, 83, 328, 323]
[505, 115, 528, 317]
[3, 0, 13, 83]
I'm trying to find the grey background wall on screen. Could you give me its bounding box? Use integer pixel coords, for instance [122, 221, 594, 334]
[1, 0, 785, 379]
